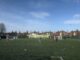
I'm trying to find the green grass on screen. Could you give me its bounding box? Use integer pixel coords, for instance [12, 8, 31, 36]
[0, 38, 80, 60]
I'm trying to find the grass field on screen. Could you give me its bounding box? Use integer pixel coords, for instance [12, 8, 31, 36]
[0, 38, 80, 60]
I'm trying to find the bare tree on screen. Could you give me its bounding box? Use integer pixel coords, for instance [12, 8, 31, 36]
[0, 23, 6, 33]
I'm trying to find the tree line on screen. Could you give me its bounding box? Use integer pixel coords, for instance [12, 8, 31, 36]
[0, 23, 6, 33]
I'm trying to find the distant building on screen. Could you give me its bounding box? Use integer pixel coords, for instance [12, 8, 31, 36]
[6, 32, 18, 40]
[28, 32, 50, 38]
[0, 32, 18, 40]
[69, 30, 80, 37]
[0, 33, 6, 39]
[52, 31, 63, 40]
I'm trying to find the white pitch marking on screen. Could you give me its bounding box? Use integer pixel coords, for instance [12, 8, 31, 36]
[59, 56, 64, 60]
[51, 56, 64, 60]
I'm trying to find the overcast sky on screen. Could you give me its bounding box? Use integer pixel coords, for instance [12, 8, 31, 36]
[0, 0, 80, 32]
